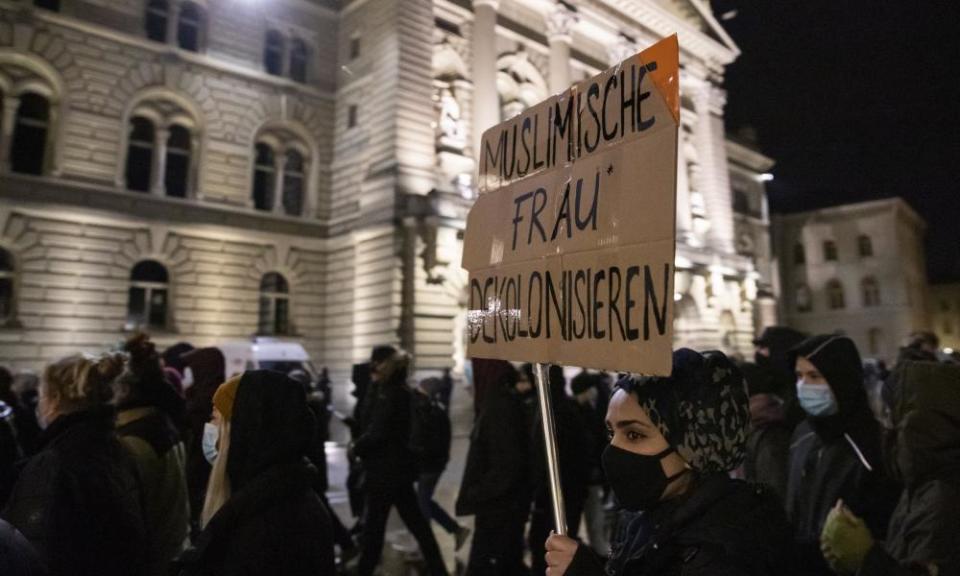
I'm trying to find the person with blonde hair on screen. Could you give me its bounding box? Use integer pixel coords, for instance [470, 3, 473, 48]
[2, 352, 146, 576]
[173, 370, 334, 575]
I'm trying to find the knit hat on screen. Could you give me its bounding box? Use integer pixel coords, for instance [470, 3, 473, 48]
[213, 375, 241, 421]
[617, 349, 749, 474]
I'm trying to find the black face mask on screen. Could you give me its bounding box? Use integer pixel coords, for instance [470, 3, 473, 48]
[602, 443, 687, 512]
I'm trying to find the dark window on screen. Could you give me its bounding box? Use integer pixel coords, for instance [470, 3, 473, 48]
[252, 143, 275, 211]
[290, 39, 308, 83]
[733, 189, 750, 214]
[128, 260, 169, 330]
[282, 149, 305, 216]
[862, 277, 880, 307]
[165, 125, 191, 198]
[125, 117, 154, 192]
[145, 0, 169, 42]
[858, 235, 873, 258]
[824, 240, 838, 262]
[349, 36, 360, 60]
[793, 242, 805, 265]
[264, 30, 285, 76]
[34, 0, 60, 10]
[177, 2, 202, 52]
[827, 279, 845, 310]
[348, 104, 357, 128]
[0, 248, 13, 322]
[795, 284, 812, 313]
[259, 272, 290, 335]
[10, 93, 49, 175]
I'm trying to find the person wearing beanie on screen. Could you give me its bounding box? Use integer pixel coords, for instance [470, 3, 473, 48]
[546, 349, 796, 576]
[785, 335, 898, 575]
[173, 370, 334, 575]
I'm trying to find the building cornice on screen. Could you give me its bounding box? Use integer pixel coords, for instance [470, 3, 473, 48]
[774, 197, 927, 231]
[726, 139, 775, 172]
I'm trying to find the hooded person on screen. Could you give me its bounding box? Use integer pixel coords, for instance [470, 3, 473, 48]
[180, 347, 226, 534]
[546, 349, 797, 576]
[753, 326, 807, 425]
[820, 360, 960, 575]
[739, 360, 793, 505]
[2, 353, 146, 576]
[163, 342, 195, 378]
[173, 371, 335, 575]
[115, 333, 190, 576]
[351, 345, 448, 576]
[785, 335, 898, 575]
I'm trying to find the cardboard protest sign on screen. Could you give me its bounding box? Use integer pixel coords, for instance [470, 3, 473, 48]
[462, 35, 679, 375]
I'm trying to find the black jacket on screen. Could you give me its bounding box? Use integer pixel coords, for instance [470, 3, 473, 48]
[352, 376, 418, 484]
[174, 370, 334, 576]
[567, 475, 797, 576]
[0, 518, 47, 576]
[2, 407, 146, 576]
[411, 392, 452, 475]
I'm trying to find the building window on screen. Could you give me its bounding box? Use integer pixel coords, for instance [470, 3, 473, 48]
[0, 248, 14, 323]
[252, 143, 275, 211]
[165, 124, 191, 198]
[10, 93, 49, 175]
[823, 240, 838, 262]
[177, 2, 202, 52]
[145, 0, 169, 42]
[827, 279, 845, 310]
[34, 0, 60, 10]
[349, 36, 361, 60]
[793, 242, 805, 265]
[795, 284, 812, 313]
[348, 104, 358, 128]
[858, 235, 873, 258]
[862, 277, 880, 307]
[258, 272, 290, 335]
[733, 189, 750, 214]
[290, 39, 308, 83]
[128, 260, 169, 330]
[125, 117, 155, 192]
[282, 149, 305, 216]
[264, 30, 285, 76]
[868, 327, 883, 356]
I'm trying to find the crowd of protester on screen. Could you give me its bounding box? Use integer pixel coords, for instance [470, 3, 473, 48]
[0, 327, 957, 575]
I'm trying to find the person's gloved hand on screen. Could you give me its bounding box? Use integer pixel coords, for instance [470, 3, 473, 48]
[820, 499, 874, 574]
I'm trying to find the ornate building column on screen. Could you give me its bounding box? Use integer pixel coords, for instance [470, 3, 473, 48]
[691, 74, 735, 253]
[471, 0, 500, 158]
[151, 126, 170, 197]
[272, 148, 288, 214]
[546, 4, 577, 94]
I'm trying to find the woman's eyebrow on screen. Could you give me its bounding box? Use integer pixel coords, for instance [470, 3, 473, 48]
[610, 419, 653, 430]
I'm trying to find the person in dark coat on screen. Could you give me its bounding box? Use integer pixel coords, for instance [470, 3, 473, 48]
[786, 335, 898, 575]
[0, 399, 20, 507]
[739, 361, 793, 504]
[546, 349, 797, 576]
[346, 361, 372, 526]
[572, 370, 611, 554]
[753, 326, 807, 426]
[2, 353, 146, 576]
[351, 346, 448, 576]
[0, 366, 41, 458]
[173, 370, 335, 576]
[457, 359, 531, 576]
[820, 360, 960, 575]
[181, 347, 226, 536]
[163, 342, 195, 377]
[0, 518, 47, 576]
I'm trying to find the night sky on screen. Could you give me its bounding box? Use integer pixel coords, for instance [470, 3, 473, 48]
[711, 2, 960, 283]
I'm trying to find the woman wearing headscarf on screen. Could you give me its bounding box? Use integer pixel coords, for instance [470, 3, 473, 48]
[785, 335, 897, 574]
[173, 370, 334, 575]
[545, 349, 796, 576]
[181, 347, 226, 535]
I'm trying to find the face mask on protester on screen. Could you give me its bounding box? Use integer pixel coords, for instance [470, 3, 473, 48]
[602, 444, 688, 511]
[797, 380, 838, 417]
[202, 422, 219, 464]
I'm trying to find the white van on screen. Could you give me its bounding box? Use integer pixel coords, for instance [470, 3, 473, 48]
[218, 338, 318, 381]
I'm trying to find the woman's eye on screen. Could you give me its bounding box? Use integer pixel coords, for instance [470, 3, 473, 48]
[626, 431, 642, 441]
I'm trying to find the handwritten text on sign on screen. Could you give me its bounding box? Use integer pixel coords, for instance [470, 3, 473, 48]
[462, 35, 679, 375]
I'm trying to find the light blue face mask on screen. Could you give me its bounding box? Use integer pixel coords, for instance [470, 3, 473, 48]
[202, 422, 219, 464]
[797, 380, 838, 417]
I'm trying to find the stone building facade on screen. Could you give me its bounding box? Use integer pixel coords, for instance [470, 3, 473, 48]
[773, 198, 929, 363]
[0, 0, 773, 404]
[930, 283, 960, 351]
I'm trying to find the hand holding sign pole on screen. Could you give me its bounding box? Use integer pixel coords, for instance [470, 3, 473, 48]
[463, 35, 680, 535]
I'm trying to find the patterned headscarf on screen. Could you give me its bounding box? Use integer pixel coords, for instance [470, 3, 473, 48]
[617, 349, 749, 474]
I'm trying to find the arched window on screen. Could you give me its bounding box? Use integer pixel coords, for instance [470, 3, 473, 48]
[795, 284, 812, 313]
[793, 242, 805, 265]
[827, 279, 845, 310]
[11, 93, 49, 175]
[145, 0, 169, 42]
[165, 124, 191, 198]
[264, 30, 285, 76]
[252, 143, 275, 211]
[282, 149, 304, 216]
[128, 260, 169, 330]
[289, 39, 308, 83]
[0, 248, 14, 323]
[177, 2, 202, 52]
[34, 0, 60, 10]
[823, 240, 838, 262]
[858, 235, 873, 258]
[862, 277, 880, 307]
[125, 117, 154, 192]
[258, 272, 290, 335]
